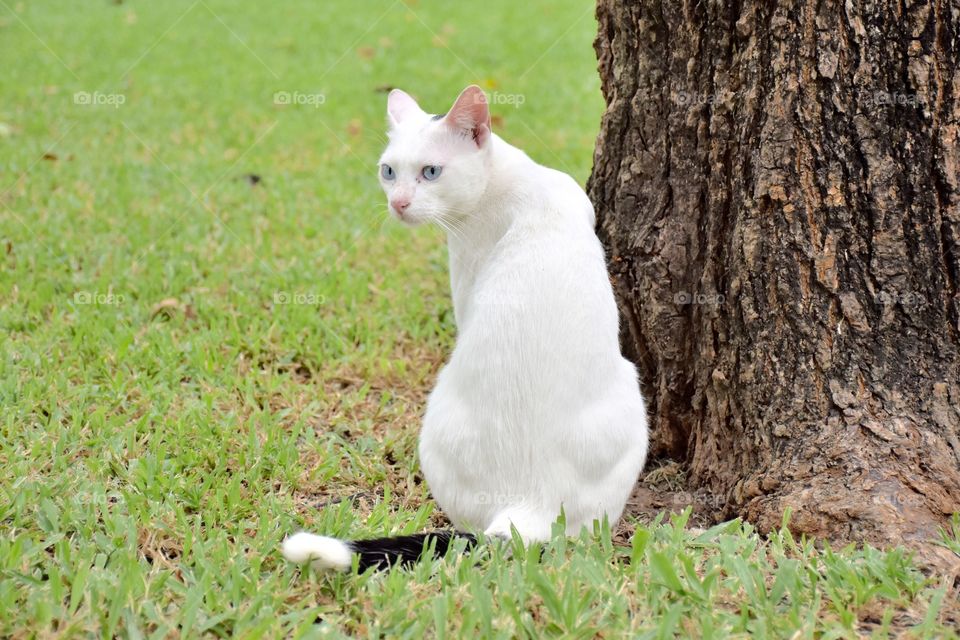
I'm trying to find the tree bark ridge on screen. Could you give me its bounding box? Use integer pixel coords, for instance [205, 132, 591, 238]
[588, 0, 960, 559]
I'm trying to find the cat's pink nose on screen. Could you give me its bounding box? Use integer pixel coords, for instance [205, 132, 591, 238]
[390, 198, 410, 213]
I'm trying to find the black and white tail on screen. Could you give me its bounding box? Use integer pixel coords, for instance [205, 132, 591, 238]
[281, 531, 478, 572]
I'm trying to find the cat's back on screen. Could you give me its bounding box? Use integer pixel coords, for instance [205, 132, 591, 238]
[476, 145, 612, 303]
[457, 152, 620, 355]
[523, 164, 595, 228]
[489, 136, 595, 231]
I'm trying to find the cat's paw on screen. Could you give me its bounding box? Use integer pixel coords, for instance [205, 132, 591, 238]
[483, 510, 551, 544]
[482, 523, 514, 543]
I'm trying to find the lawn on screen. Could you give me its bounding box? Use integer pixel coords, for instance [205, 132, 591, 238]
[1, 0, 958, 637]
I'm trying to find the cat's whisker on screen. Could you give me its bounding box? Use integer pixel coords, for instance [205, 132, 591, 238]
[446, 221, 470, 244]
[437, 210, 471, 237]
[441, 207, 480, 224]
[442, 219, 469, 244]
[433, 215, 466, 243]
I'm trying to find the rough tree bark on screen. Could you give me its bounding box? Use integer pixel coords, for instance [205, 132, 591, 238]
[588, 0, 960, 561]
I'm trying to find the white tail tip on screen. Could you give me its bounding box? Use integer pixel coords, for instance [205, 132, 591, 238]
[281, 532, 353, 572]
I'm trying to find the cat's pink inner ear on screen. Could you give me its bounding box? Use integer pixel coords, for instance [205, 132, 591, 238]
[444, 85, 492, 147]
[387, 89, 424, 126]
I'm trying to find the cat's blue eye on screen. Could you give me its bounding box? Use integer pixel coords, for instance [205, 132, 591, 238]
[380, 164, 395, 180]
[422, 165, 442, 181]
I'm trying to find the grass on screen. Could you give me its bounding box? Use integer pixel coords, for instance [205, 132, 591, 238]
[0, 0, 958, 637]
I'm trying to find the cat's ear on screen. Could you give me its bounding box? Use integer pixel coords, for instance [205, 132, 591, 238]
[443, 85, 491, 148]
[387, 89, 425, 127]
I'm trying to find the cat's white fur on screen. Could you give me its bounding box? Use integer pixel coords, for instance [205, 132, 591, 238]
[281, 87, 647, 570]
[378, 86, 648, 542]
[281, 532, 352, 571]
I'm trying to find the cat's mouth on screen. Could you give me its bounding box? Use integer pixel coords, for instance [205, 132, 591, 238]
[390, 207, 424, 226]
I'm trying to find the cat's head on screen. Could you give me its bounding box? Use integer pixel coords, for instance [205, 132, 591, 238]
[377, 85, 492, 226]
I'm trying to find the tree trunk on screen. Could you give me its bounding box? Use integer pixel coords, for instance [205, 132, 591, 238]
[588, 0, 960, 562]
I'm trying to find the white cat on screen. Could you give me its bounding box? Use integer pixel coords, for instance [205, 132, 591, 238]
[282, 86, 648, 572]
